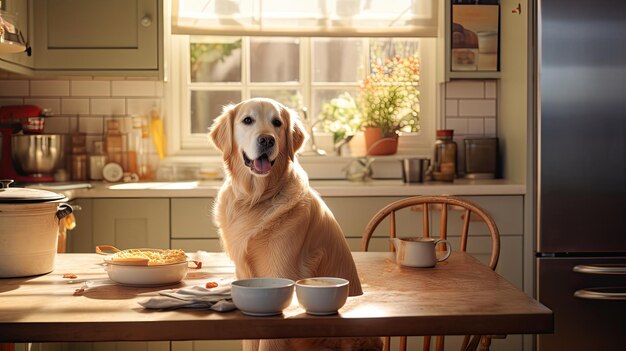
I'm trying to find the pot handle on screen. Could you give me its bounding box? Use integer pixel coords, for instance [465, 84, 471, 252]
[95, 245, 122, 255]
[56, 203, 73, 220]
[0, 179, 14, 190]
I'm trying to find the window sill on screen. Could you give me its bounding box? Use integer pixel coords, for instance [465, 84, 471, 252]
[156, 153, 432, 181]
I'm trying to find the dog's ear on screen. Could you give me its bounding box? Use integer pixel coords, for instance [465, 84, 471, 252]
[209, 103, 238, 156]
[282, 106, 308, 160]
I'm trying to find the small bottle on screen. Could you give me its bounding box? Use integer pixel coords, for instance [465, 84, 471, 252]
[70, 132, 87, 181]
[138, 118, 154, 180]
[105, 119, 123, 167]
[89, 140, 107, 181]
[127, 117, 142, 175]
[433, 129, 457, 182]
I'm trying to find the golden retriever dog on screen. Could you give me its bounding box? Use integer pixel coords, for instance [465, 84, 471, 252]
[209, 98, 382, 351]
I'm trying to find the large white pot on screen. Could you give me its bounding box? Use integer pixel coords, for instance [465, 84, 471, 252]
[0, 179, 72, 277]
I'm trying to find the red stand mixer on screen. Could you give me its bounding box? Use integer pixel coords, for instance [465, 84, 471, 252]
[0, 105, 61, 182]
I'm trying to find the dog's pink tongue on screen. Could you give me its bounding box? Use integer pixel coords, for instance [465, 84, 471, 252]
[253, 157, 272, 173]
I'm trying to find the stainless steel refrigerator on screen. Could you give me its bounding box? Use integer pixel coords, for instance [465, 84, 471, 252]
[535, 0, 626, 349]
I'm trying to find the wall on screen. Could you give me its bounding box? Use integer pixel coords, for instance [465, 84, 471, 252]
[443, 80, 497, 137]
[0, 75, 500, 179]
[442, 79, 498, 176]
[0, 76, 165, 155]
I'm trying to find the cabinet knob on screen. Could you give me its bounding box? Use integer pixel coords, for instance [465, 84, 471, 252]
[141, 15, 152, 27]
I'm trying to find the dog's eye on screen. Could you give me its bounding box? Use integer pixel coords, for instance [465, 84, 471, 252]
[242, 116, 253, 125]
[272, 119, 282, 128]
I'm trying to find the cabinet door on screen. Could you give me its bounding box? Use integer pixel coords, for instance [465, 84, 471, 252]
[66, 199, 94, 253]
[92, 199, 169, 249]
[171, 198, 219, 239]
[170, 198, 222, 252]
[33, 0, 159, 71]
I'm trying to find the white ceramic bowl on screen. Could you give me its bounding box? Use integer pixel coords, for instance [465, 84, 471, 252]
[104, 261, 188, 286]
[295, 277, 350, 315]
[231, 278, 295, 316]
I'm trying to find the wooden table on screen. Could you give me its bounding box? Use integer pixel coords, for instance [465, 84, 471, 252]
[0, 252, 552, 342]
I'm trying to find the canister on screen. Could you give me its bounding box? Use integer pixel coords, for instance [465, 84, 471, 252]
[464, 137, 497, 179]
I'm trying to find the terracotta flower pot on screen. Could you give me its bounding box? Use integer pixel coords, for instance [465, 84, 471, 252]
[364, 127, 399, 156]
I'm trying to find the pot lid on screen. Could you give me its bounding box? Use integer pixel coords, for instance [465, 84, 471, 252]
[0, 179, 66, 203]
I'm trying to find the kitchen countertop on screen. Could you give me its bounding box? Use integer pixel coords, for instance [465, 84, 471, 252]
[29, 178, 526, 199]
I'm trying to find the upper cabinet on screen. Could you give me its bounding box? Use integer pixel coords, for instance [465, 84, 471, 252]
[0, 0, 163, 78]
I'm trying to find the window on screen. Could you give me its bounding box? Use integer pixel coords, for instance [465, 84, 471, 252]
[168, 35, 436, 156]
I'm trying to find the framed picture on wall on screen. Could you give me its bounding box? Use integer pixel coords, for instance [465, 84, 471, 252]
[451, 4, 500, 71]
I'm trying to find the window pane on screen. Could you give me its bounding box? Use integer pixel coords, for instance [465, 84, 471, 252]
[312, 38, 365, 82]
[369, 38, 420, 68]
[190, 90, 241, 134]
[250, 37, 300, 82]
[250, 90, 303, 110]
[190, 37, 242, 83]
[312, 89, 360, 126]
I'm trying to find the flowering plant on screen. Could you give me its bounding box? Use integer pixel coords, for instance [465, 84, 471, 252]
[358, 55, 420, 137]
[318, 92, 363, 143]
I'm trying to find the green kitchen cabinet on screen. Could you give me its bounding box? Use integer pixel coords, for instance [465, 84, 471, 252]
[170, 198, 222, 252]
[1, 0, 163, 77]
[91, 198, 170, 250]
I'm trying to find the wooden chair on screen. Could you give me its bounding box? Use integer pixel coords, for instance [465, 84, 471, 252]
[361, 195, 501, 351]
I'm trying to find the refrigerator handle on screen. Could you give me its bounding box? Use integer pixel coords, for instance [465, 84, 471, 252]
[574, 288, 626, 301]
[573, 265, 626, 275]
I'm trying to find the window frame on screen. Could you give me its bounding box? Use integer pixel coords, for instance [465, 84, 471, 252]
[166, 35, 436, 158]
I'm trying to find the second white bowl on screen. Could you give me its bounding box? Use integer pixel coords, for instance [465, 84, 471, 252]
[295, 277, 350, 315]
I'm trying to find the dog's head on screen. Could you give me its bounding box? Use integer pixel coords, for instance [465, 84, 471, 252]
[209, 98, 307, 177]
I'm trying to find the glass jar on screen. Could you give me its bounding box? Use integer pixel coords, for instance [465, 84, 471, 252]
[433, 129, 457, 182]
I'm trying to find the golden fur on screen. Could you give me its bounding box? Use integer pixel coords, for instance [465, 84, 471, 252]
[209, 98, 382, 351]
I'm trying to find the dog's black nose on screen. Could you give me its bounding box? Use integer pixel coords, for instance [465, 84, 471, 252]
[258, 134, 275, 148]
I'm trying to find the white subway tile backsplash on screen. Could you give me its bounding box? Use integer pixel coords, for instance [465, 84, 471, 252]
[485, 81, 497, 98]
[468, 118, 485, 135]
[484, 117, 497, 136]
[112, 81, 157, 97]
[76, 117, 104, 134]
[91, 98, 126, 115]
[446, 118, 469, 135]
[30, 80, 70, 97]
[445, 80, 485, 99]
[0, 98, 24, 106]
[445, 99, 458, 117]
[24, 98, 61, 114]
[459, 99, 496, 117]
[62, 99, 90, 115]
[443, 80, 498, 138]
[71, 80, 111, 97]
[0, 80, 28, 96]
[127, 98, 161, 116]
[43, 116, 70, 134]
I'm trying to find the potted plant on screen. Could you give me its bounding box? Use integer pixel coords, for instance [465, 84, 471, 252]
[358, 54, 420, 155]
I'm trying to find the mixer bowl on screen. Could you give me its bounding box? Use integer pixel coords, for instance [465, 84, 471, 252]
[11, 134, 65, 176]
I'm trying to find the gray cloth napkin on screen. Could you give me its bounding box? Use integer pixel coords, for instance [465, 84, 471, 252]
[139, 281, 236, 311]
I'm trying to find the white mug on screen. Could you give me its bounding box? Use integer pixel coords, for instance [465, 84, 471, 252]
[392, 237, 452, 268]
